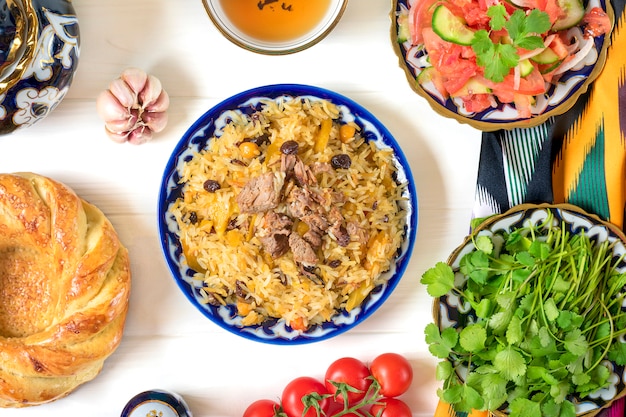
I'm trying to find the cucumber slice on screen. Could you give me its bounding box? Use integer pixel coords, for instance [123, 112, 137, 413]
[539, 60, 563, 74]
[518, 59, 535, 77]
[552, 0, 585, 30]
[451, 77, 492, 97]
[432, 5, 476, 46]
[397, 9, 410, 43]
[531, 47, 561, 64]
[417, 66, 436, 85]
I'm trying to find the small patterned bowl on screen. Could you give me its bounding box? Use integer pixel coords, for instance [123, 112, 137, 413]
[0, 0, 80, 135]
[121, 390, 192, 417]
[390, 0, 613, 131]
[202, 0, 348, 55]
[158, 83, 418, 345]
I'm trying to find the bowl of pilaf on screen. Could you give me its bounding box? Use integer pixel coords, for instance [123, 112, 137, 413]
[157, 84, 418, 344]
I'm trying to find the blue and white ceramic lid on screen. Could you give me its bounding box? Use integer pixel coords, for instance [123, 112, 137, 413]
[120, 390, 192, 417]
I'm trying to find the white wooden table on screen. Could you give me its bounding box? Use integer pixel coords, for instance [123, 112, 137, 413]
[0, 0, 483, 416]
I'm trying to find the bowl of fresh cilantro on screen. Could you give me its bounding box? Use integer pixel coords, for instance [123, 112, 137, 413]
[391, 0, 614, 131]
[421, 203, 626, 417]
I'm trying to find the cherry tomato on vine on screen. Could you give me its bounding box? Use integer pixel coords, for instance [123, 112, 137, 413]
[369, 397, 412, 417]
[369, 353, 413, 398]
[281, 376, 330, 417]
[324, 357, 373, 404]
[243, 399, 282, 417]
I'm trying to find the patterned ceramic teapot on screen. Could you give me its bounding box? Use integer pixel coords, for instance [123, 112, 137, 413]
[0, 0, 79, 135]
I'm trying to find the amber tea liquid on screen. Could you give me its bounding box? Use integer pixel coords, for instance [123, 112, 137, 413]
[219, 0, 332, 42]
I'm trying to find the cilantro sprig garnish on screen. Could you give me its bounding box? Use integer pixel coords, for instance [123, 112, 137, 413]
[421, 210, 626, 417]
[472, 5, 552, 82]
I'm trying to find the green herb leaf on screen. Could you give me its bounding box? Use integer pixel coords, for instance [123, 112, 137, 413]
[494, 346, 526, 380]
[516, 251, 535, 267]
[525, 8, 552, 34]
[475, 235, 494, 254]
[505, 10, 527, 40]
[472, 6, 551, 82]
[475, 298, 493, 318]
[420, 262, 454, 297]
[455, 385, 484, 412]
[487, 4, 507, 30]
[425, 323, 458, 358]
[516, 35, 547, 50]
[485, 43, 518, 83]
[506, 315, 524, 345]
[460, 324, 487, 352]
[436, 360, 453, 380]
[563, 329, 588, 356]
[550, 381, 570, 404]
[480, 374, 508, 410]
[608, 341, 626, 365]
[509, 397, 542, 417]
[543, 298, 559, 322]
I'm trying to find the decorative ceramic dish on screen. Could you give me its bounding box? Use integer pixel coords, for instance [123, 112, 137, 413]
[390, 0, 613, 131]
[121, 390, 192, 417]
[202, 0, 348, 55]
[0, 0, 80, 135]
[158, 83, 418, 345]
[433, 204, 626, 416]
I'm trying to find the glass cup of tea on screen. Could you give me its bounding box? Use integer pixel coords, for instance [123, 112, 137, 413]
[202, 0, 348, 55]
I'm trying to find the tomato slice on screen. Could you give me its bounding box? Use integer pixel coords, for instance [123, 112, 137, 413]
[583, 7, 612, 36]
[512, 68, 547, 95]
[540, 0, 566, 25]
[549, 33, 571, 60]
[409, 0, 442, 45]
[513, 94, 533, 119]
[453, 0, 491, 28]
[461, 94, 494, 113]
[422, 28, 479, 95]
[485, 67, 547, 96]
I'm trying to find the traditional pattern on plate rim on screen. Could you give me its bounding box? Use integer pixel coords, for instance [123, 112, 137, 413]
[158, 85, 418, 345]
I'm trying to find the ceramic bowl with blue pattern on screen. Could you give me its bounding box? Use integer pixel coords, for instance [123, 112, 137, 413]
[158, 84, 418, 345]
[434, 204, 626, 416]
[0, 0, 80, 135]
[390, 0, 613, 132]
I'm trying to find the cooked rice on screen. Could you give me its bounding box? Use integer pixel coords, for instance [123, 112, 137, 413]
[170, 97, 408, 330]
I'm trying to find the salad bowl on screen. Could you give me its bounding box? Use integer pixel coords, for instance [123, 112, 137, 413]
[158, 84, 418, 345]
[429, 204, 626, 416]
[391, 0, 614, 131]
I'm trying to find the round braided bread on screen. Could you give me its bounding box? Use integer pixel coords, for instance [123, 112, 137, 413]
[0, 172, 131, 407]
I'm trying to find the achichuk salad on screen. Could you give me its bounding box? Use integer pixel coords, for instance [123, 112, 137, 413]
[397, 0, 612, 117]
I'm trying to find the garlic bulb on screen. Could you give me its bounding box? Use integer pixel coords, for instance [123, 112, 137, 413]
[96, 68, 169, 144]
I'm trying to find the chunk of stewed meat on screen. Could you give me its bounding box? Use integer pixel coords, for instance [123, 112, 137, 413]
[303, 227, 323, 249]
[236, 172, 282, 213]
[258, 211, 293, 258]
[288, 232, 319, 265]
